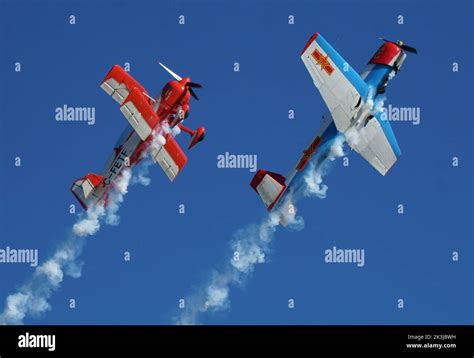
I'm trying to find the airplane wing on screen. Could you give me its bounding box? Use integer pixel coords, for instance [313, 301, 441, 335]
[101, 65, 159, 141]
[347, 111, 400, 175]
[100, 65, 148, 105]
[301, 33, 400, 175]
[100, 65, 189, 179]
[149, 133, 188, 181]
[301, 33, 369, 133]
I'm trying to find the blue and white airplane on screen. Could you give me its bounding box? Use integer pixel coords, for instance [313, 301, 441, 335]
[251, 33, 417, 216]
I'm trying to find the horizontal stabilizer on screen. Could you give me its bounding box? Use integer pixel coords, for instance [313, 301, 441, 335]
[71, 173, 104, 210]
[250, 170, 287, 211]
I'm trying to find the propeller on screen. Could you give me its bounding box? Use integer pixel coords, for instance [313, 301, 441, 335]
[188, 87, 199, 101]
[188, 82, 202, 88]
[159, 62, 182, 81]
[379, 37, 418, 54]
[187, 81, 202, 100]
[159, 62, 203, 100]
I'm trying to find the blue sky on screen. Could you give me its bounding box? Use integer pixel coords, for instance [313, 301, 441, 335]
[0, 0, 472, 324]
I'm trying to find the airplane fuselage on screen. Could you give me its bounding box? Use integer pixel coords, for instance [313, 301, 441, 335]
[78, 81, 190, 208]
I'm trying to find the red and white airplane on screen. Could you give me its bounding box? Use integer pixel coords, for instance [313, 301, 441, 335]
[71, 63, 206, 210]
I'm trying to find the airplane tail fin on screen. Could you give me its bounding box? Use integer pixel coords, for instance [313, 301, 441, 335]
[250, 170, 287, 211]
[71, 173, 104, 210]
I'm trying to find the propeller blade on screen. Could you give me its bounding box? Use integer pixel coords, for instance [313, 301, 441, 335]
[379, 37, 417, 54]
[188, 82, 202, 89]
[158, 62, 182, 81]
[189, 87, 199, 101]
[400, 44, 418, 54]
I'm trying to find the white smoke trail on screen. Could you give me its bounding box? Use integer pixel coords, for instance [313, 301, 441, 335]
[373, 94, 386, 115]
[0, 121, 181, 324]
[132, 121, 180, 187]
[366, 87, 375, 110]
[105, 169, 131, 226]
[171, 125, 181, 137]
[0, 236, 87, 325]
[132, 160, 154, 187]
[0, 159, 153, 324]
[175, 136, 346, 325]
[388, 70, 396, 81]
[176, 209, 297, 325]
[131, 130, 165, 187]
[304, 135, 345, 198]
[366, 86, 386, 115]
[71, 205, 105, 238]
